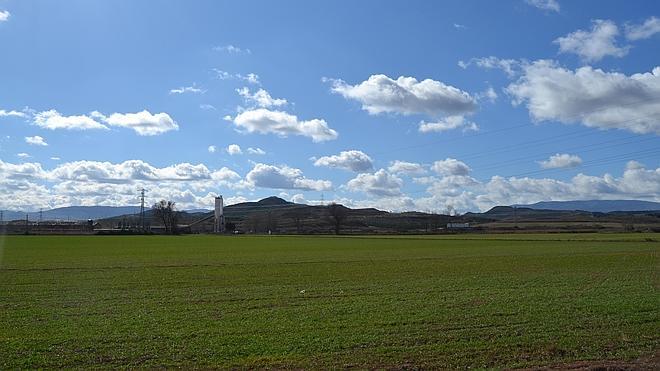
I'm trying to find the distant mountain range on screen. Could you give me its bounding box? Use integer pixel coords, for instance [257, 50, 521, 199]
[1, 205, 209, 221]
[2, 199, 658, 222]
[514, 200, 660, 213]
[1, 206, 142, 221]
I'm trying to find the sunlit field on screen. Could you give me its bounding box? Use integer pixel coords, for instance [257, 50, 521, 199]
[1, 234, 658, 368]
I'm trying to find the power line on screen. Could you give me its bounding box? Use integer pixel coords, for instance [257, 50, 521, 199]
[371, 122, 533, 156]
[369, 95, 660, 158]
[403, 147, 660, 196]
[473, 135, 658, 174]
[458, 128, 596, 161]
[455, 111, 660, 163]
[387, 112, 660, 189]
[506, 147, 660, 178]
[387, 110, 658, 169]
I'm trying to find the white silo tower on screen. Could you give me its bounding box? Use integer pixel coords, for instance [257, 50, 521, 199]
[214, 196, 225, 233]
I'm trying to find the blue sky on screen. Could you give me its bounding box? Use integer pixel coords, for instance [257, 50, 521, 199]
[1, 0, 659, 212]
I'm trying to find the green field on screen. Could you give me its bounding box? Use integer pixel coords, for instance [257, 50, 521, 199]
[0, 234, 658, 368]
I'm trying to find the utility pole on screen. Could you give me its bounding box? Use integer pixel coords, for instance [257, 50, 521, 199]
[39, 208, 43, 224]
[139, 188, 146, 232]
[513, 206, 518, 230]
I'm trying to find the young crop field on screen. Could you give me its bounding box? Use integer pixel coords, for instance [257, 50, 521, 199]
[0, 234, 658, 368]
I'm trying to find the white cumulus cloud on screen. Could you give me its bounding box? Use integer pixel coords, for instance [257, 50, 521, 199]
[226, 144, 242, 155]
[101, 110, 179, 136]
[458, 56, 521, 77]
[291, 193, 306, 204]
[0, 160, 46, 181]
[25, 136, 48, 146]
[0, 109, 26, 118]
[213, 45, 251, 54]
[346, 169, 403, 197]
[525, 0, 560, 12]
[200, 104, 216, 111]
[431, 158, 471, 176]
[247, 147, 266, 155]
[210, 167, 241, 182]
[506, 60, 660, 135]
[212, 69, 260, 84]
[1, 157, 659, 213]
[625, 16, 660, 40]
[33, 110, 108, 131]
[0, 10, 10, 22]
[554, 20, 629, 62]
[414, 160, 660, 213]
[237, 87, 287, 108]
[50, 160, 217, 183]
[232, 108, 338, 142]
[539, 153, 583, 169]
[476, 162, 660, 210]
[246, 163, 332, 191]
[313, 150, 374, 172]
[388, 160, 426, 176]
[0, 158, 246, 211]
[207, 145, 217, 153]
[32, 110, 178, 136]
[327, 74, 477, 117]
[419, 116, 478, 133]
[169, 84, 205, 94]
[477, 87, 498, 103]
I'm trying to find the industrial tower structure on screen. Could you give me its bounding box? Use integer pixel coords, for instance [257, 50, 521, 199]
[214, 196, 225, 233]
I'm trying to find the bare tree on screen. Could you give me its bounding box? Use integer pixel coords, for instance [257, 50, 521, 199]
[152, 200, 177, 234]
[442, 204, 456, 216]
[284, 208, 310, 234]
[327, 203, 349, 235]
[266, 211, 275, 234]
[246, 212, 265, 233]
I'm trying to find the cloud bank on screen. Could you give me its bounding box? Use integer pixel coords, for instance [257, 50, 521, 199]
[507, 61, 660, 134]
[232, 108, 338, 142]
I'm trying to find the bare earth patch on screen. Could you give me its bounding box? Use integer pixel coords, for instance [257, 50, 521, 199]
[519, 351, 659, 370]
